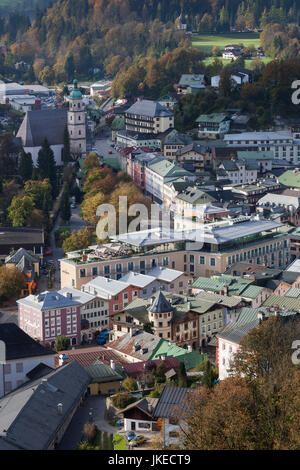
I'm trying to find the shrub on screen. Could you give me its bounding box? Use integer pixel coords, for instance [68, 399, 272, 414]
[83, 423, 98, 443]
[111, 392, 137, 409]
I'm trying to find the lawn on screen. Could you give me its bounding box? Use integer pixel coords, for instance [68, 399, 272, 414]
[114, 434, 127, 450]
[203, 56, 273, 67]
[192, 32, 261, 54]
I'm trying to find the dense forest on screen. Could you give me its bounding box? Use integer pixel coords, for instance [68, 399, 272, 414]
[0, 0, 300, 84]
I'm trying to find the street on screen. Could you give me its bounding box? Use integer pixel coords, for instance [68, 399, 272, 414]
[58, 395, 117, 450]
[93, 128, 121, 160]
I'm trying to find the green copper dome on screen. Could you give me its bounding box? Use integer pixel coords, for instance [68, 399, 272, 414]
[70, 79, 82, 100]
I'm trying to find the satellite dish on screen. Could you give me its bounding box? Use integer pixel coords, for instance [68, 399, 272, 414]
[0, 340, 5, 364]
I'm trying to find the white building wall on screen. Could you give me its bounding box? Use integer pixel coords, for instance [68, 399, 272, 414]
[218, 338, 239, 380]
[0, 354, 55, 398]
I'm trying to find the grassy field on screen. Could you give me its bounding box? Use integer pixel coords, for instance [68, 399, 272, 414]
[192, 32, 261, 54]
[114, 434, 127, 450]
[203, 56, 273, 67]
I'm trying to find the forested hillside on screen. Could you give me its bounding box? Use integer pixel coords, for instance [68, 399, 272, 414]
[0, 0, 300, 84]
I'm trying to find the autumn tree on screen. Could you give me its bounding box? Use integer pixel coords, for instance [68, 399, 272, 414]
[54, 335, 70, 352]
[122, 377, 138, 392]
[62, 227, 94, 253]
[8, 195, 35, 227]
[0, 266, 26, 300]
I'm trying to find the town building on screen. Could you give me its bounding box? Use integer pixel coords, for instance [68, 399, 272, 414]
[5, 248, 40, 296]
[152, 386, 190, 447]
[192, 274, 271, 308]
[162, 129, 192, 159]
[145, 159, 196, 204]
[174, 74, 205, 95]
[174, 143, 212, 173]
[0, 323, 55, 398]
[17, 291, 82, 347]
[0, 361, 90, 450]
[58, 286, 110, 342]
[60, 217, 292, 289]
[125, 99, 174, 135]
[0, 227, 44, 261]
[80, 276, 141, 328]
[218, 159, 258, 184]
[211, 71, 250, 88]
[224, 132, 300, 164]
[217, 307, 299, 380]
[120, 397, 160, 433]
[84, 359, 125, 396]
[256, 193, 300, 226]
[196, 113, 230, 139]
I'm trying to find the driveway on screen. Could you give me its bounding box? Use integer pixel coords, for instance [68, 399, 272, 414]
[58, 395, 118, 450]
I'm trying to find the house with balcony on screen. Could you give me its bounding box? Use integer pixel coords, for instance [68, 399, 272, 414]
[125, 99, 174, 135]
[196, 113, 230, 139]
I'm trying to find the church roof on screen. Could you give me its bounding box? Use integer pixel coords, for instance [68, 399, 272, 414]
[17, 109, 67, 147]
[69, 79, 82, 100]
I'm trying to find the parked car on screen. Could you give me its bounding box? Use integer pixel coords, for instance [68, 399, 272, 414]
[44, 249, 53, 256]
[127, 431, 136, 442]
[131, 435, 146, 447]
[109, 151, 113, 154]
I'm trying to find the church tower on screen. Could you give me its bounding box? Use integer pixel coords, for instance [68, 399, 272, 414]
[68, 79, 86, 156]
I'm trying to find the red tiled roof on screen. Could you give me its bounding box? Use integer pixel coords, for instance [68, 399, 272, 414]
[123, 357, 180, 377]
[54, 346, 129, 368]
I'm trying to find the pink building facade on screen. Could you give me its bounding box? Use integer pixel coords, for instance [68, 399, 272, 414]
[17, 292, 81, 347]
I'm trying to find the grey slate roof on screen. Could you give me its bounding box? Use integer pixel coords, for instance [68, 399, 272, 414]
[0, 227, 44, 246]
[149, 291, 173, 314]
[126, 100, 173, 118]
[0, 323, 54, 361]
[5, 248, 39, 265]
[17, 291, 80, 311]
[0, 361, 90, 450]
[17, 109, 67, 147]
[152, 386, 190, 418]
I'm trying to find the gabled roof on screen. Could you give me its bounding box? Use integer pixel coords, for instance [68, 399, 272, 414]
[84, 359, 124, 383]
[5, 248, 39, 265]
[0, 227, 44, 247]
[148, 159, 194, 178]
[17, 109, 67, 147]
[196, 113, 229, 124]
[126, 100, 173, 118]
[152, 386, 190, 418]
[0, 361, 90, 450]
[147, 267, 183, 282]
[83, 276, 129, 298]
[0, 323, 54, 361]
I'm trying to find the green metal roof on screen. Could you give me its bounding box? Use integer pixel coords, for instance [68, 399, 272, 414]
[262, 294, 300, 311]
[237, 150, 274, 161]
[150, 341, 206, 370]
[69, 79, 82, 100]
[196, 113, 229, 124]
[278, 170, 300, 188]
[84, 360, 124, 383]
[148, 160, 194, 178]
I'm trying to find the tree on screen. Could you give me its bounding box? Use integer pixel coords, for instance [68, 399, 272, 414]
[62, 227, 94, 253]
[82, 153, 101, 173]
[24, 179, 52, 211]
[54, 335, 70, 351]
[62, 126, 71, 164]
[8, 195, 35, 227]
[219, 66, 233, 97]
[83, 423, 98, 444]
[201, 359, 218, 389]
[37, 139, 57, 196]
[18, 150, 33, 181]
[122, 377, 138, 392]
[61, 183, 71, 222]
[177, 361, 187, 387]
[0, 266, 26, 300]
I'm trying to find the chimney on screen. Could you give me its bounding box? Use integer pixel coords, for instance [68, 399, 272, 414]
[57, 403, 63, 415]
[82, 252, 87, 262]
[110, 360, 116, 370]
[59, 354, 68, 367]
[187, 345, 192, 352]
[41, 378, 48, 386]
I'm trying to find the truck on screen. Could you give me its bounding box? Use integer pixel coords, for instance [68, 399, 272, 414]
[96, 330, 109, 345]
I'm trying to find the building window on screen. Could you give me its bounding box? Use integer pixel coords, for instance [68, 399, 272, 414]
[210, 258, 216, 266]
[4, 381, 12, 393]
[4, 364, 11, 375]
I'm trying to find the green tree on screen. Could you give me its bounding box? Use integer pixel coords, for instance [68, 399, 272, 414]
[61, 183, 71, 222]
[54, 335, 70, 351]
[18, 150, 33, 181]
[178, 361, 187, 387]
[37, 139, 57, 196]
[201, 360, 218, 389]
[122, 377, 138, 392]
[62, 126, 71, 164]
[8, 195, 35, 227]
